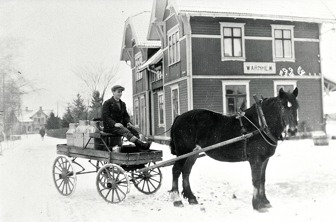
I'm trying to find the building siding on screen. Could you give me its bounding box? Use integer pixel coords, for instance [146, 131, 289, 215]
[164, 38, 188, 82]
[193, 79, 223, 113]
[190, 17, 319, 40]
[192, 77, 323, 131]
[164, 79, 188, 129]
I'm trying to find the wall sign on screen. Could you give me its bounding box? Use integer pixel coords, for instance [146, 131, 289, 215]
[244, 62, 276, 74]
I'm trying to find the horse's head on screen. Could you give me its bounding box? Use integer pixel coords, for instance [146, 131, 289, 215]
[278, 87, 299, 136]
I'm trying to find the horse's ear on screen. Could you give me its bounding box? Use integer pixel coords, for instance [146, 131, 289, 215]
[293, 87, 298, 98]
[279, 88, 285, 98]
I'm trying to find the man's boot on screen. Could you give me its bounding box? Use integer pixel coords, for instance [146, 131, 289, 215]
[134, 139, 151, 151]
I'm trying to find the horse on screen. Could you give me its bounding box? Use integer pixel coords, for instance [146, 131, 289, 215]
[169, 87, 299, 212]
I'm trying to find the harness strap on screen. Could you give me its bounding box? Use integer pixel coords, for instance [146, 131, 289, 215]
[253, 95, 278, 144]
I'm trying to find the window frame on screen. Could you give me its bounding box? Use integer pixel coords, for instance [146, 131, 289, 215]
[273, 80, 297, 97]
[135, 52, 143, 81]
[134, 98, 140, 127]
[222, 80, 250, 114]
[170, 84, 180, 122]
[157, 91, 165, 127]
[271, 25, 295, 62]
[220, 22, 246, 61]
[167, 26, 180, 66]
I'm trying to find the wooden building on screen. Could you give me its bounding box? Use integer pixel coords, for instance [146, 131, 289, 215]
[120, 0, 336, 141]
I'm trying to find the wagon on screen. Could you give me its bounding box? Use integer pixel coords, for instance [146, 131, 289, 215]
[52, 132, 163, 203]
[52, 95, 271, 204]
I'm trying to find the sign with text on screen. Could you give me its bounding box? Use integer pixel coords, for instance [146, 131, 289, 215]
[244, 62, 276, 74]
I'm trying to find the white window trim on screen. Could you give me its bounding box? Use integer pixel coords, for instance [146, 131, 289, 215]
[273, 80, 297, 97]
[170, 84, 180, 122]
[134, 98, 140, 127]
[220, 22, 246, 62]
[222, 80, 250, 114]
[139, 95, 146, 130]
[157, 91, 165, 128]
[271, 24, 295, 62]
[135, 52, 143, 81]
[167, 25, 180, 66]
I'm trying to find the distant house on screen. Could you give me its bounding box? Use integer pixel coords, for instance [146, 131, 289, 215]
[120, 0, 336, 141]
[17, 107, 53, 134]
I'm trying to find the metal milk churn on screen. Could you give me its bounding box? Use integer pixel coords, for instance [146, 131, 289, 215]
[84, 121, 100, 149]
[66, 123, 78, 146]
[74, 120, 89, 148]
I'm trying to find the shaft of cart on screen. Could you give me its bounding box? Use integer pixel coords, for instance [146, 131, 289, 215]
[137, 129, 260, 173]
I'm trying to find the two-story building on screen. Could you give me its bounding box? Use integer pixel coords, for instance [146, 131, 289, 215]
[18, 106, 51, 134]
[120, 0, 336, 142]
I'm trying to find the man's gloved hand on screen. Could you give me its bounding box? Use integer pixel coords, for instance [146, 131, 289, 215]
[127, 122, 135, 128]
[114, 123, 123, 128]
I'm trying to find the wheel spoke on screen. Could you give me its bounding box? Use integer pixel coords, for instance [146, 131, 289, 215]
[114, 188, 121, 202]
[148, 177, 160, 184]
[104, 189, 112, 200]
[116, 186, 126, 198]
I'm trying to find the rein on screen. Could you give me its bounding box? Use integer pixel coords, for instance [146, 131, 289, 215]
[235, 95, 280, 160]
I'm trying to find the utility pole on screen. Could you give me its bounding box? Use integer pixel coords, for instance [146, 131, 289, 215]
[1, 72, 5, 135]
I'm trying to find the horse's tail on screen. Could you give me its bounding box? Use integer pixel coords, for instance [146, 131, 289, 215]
[170, 115, 180, 155]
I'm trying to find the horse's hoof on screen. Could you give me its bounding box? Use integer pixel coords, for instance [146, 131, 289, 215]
[263, 203, 272, 208]
[173, 201, 184, 208]
[256, 207, 269, 213]
[188, 198, 198, 205]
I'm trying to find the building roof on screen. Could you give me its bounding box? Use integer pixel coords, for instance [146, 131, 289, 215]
[174, 0, 336, 23]
[17, 107, 53, 123]
[138, 49, 163, 71]
[120, 11, 161, 61]
[19, 109, 34, 123]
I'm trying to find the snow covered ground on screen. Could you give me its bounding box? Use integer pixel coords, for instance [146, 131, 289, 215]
[1, 134, 336, 222]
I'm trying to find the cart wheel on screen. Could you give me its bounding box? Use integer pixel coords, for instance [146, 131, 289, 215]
[52, 155, 77, 196]
[96, 164, 130, 203]
[132, 162, 162, 194]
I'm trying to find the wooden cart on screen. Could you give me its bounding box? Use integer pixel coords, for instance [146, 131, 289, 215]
[52, 132, 163, 204]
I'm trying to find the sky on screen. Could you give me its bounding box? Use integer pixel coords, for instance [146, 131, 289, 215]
[0, 0, 153, 116]
[0, 0, 336, 117]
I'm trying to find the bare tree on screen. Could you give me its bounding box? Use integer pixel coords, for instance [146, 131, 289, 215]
[73, 63, 120, 101]
[72, 63, 120, 120]
[0, 37, 39, 135]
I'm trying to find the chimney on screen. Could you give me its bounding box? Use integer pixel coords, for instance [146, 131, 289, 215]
[39, 106, 42, 111]
[25, 107, 28, 111]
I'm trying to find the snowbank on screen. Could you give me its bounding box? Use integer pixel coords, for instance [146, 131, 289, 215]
[1, 135, 336, 222]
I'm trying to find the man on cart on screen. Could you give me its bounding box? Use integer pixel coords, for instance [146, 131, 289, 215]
[102, 85, 151, 151]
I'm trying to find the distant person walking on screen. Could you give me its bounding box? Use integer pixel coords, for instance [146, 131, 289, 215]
[39, 127, 46, 141]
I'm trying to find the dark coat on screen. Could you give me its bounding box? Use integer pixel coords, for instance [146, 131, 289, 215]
[102, 97, 130, 130]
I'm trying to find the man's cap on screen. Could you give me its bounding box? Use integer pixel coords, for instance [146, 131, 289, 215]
[112, 85, 125, 92]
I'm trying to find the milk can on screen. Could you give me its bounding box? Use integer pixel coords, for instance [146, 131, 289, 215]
[66, 123, 77, 146]
[84, 120, 100, 149]
[74, 120, 89, 148]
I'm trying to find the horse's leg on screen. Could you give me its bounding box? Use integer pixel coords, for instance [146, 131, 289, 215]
[170, 159, 186, 207]
[249, 159, 267, 212]
[260, 158, 272, 208]
[182, 155, 198, 205]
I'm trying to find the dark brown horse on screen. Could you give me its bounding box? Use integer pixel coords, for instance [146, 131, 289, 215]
[169, 88, 299, 212]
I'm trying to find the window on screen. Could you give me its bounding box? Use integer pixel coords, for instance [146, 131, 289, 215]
[134, 99, 139, 127]
[168, 26, 180, 65]
[272, 25, 295, 62]
[222, 81, 250, 115]
[171, 85, 180, 121]
[152, 66, 163, 82]
[220, 22, 245, 61]
[135, 52, 143, 80]
[273, 80, 297, 97]
[158, 92, 165, 127]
